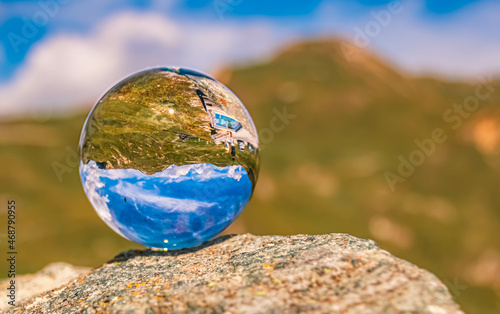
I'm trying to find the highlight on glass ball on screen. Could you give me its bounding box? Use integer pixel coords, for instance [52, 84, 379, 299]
[79, 67, 260, 250]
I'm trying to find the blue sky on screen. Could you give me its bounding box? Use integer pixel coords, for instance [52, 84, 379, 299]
[81, 160, 252, 248]
[0, 0, 499, 118]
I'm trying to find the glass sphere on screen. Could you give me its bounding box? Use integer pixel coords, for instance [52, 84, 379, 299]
[79, 68, 260, 250]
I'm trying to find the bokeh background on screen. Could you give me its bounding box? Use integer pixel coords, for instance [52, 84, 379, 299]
[1, 0, 500, 312]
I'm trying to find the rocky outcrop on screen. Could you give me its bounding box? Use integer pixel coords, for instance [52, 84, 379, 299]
[8, 234, 462, 313]
[0, 262, 90, 311]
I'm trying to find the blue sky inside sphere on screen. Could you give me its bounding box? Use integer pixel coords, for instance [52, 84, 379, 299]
[80, 160, 252, 249]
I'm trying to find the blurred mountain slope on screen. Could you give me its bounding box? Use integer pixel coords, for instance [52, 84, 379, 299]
[223, 40, 500, 314]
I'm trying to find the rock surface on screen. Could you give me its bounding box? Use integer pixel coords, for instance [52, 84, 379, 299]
[0, 262, 90, 311]
[11, 234, 462, 313]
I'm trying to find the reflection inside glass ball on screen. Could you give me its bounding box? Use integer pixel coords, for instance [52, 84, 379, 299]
[79, 68, 260, 250]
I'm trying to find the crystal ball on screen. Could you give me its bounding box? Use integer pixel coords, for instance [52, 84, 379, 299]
[79, 68, 260, 250]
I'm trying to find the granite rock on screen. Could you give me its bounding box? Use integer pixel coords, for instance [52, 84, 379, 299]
[0, 262, 90, 311]
[10, 234, 463, 313]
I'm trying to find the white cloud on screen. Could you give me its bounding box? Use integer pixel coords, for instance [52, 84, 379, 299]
[370, 0, 500, 79]
[0, 10, 285, 118]
[1, 0, 500, 118]
[312, 0, 500, 79]
[112, 181, 218, 213]
[80, 160, 126, 238]
[96, 160, 246, 182]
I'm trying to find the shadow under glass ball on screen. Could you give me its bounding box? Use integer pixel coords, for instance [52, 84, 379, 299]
[79, 67, 260, 250]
